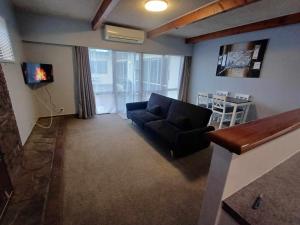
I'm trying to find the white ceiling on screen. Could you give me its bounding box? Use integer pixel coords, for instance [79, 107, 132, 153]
[12, 0, 103, 21]
[106, 0, 214, 29]
[170, 0, 300, 37]
[12, 0, 300, 38]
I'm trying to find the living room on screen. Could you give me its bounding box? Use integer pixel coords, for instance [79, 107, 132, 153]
[0, 0, 300, 225]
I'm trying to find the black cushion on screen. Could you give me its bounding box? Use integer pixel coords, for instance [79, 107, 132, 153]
[147, 93, 173, 118]
[167, 101, 212, 129]
[167, 114, 191, 130]
[213, 106, 243, 113]
[147, 105, 161, 115]
[130, 109, 162, 128]
[145, 120, 180, 145]
[199, 103, 212, 109]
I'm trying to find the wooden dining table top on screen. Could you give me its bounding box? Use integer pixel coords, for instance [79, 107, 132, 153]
[207, 94, 252, 104]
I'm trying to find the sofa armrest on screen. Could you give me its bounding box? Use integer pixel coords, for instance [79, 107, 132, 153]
[174, 126, 215, 156]
[126, 101, 148, 111]
[176, 126, 215, 143]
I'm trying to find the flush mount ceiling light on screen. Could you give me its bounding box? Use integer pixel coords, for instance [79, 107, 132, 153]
[145, 0, 168, 12]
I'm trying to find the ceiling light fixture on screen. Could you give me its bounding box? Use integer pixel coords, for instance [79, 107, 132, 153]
[145, 0, 168, 12]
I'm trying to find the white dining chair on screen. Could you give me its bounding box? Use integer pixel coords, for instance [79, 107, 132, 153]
[234, 93, 251, 123]
[234, 93, 251, 100]
[216, 90, 229, 96]
[209, 95, 234, 129]
[197, 92, 212, 109]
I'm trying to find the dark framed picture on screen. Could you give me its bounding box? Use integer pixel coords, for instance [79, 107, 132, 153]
[216, 39, 269, 78]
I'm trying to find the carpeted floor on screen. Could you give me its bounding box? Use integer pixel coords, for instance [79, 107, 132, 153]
[62, 114, 212, 225]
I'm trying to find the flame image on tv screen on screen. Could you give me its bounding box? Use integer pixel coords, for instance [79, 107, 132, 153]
[22, 63, 53, 84]
[35, 67, 47, 81]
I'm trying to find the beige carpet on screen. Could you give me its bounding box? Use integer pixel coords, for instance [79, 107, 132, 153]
[62, 114, 212, 225]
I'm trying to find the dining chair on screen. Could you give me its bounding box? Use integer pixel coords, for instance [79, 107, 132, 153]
[234, 93, 251, 100]
[209, 95, 234, 129]
[234, 93, 251, 123]
[197, 92, 212, 109]
[216, 90, 229, 96]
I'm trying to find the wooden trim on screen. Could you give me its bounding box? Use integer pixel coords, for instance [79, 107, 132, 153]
[147, 0, 260, 38]
[42, 116, 67, 225]
[39, 114, 77, 119]
[0, 191, 13, 222]
[222, 202, 250, 225]
[186, 12, 300, 44]
[208, 109, 300, 155]
[91, 0, 120, 30]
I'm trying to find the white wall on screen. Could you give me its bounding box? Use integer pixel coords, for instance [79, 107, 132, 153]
[0, 0, 38, 144]
[23, 43, 76, 117]
[16, 11, 193, 117]
[16, 11, 193, 56]
[189, 24, 300, 119]
[199, 128, 300, 225]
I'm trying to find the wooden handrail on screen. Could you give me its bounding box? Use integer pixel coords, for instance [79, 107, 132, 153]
[208, 109, 300, 155]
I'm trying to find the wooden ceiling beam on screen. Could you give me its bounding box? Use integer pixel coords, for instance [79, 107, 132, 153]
[185, 12, 300, 44]
[147, 0, 260, 38]
[91, 0, 120, 30]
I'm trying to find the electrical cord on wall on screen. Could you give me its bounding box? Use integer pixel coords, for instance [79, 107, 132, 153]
[33, 86, 63, 129]
[44, 86, 61, 113]
[33, 88, 53, 129]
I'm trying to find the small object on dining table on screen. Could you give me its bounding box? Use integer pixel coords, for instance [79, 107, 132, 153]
[252, 194, 263, 210]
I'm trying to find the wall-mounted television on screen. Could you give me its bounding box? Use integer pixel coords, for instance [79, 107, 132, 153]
[21, 63, 53, 84]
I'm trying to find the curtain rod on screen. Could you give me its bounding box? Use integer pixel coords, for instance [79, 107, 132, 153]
[22, 40, 74, 48]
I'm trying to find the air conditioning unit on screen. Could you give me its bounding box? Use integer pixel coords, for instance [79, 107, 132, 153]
[104, 25, 145, 44]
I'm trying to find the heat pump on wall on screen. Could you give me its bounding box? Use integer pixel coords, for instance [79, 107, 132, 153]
[104, 25, 145, 44]
[0, 16, 15, 63]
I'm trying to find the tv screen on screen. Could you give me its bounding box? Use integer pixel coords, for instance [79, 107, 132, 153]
[22, 63, 53, 84]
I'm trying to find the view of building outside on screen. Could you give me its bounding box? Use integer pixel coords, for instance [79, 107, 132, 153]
[143, 54, 183, 100]
[89, 49, 184, 115]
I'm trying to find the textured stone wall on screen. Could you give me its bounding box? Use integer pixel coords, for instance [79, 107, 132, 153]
[0, 64, 23, 175]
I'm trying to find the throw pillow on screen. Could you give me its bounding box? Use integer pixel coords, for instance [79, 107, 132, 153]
[147, 105, 161, 115]
[168, 114, 191, 130]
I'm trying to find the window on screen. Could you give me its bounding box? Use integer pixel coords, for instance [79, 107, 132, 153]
[89, 48, 184, 116]
[143, 54, 183, 100]
[89, 49, 109, 75]
[0, 16, 14, 63]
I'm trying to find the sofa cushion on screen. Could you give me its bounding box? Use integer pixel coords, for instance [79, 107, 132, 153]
[145, 120, 180, 145]
[167, 114, 192, 130]
[167, 101, 212, 129]
[147, 105, 161, 115]
[213, 106, 243, 113]
[147, 93, 173, 118]
[130, 109, 162, 128]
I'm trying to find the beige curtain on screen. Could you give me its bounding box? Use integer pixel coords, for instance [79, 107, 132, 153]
[74, 46, 96, 119]
[178, 56, 192, 102]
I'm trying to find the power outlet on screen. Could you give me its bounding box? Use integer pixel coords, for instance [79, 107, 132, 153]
[59, 107, 64, 113]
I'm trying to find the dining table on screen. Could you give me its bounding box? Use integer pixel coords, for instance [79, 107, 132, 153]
[206, 94, 253, 127]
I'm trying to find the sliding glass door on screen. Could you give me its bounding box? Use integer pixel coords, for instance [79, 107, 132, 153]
[89, 49, 115, 114]
[89, 49, 184, 115]
[143, 54, 183, 100]
[114, 52, 141, 114]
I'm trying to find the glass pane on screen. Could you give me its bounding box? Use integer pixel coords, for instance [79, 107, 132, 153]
[89, 48, 116, 114]
[142, 54, 183, 100]
[166, 55, 183, 90]
[114, 51, 141, 115]
[89, 49, 184, 116]
[142, 54, 164, 100]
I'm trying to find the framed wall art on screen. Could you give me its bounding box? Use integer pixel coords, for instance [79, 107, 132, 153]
[216, 39, 269, 78]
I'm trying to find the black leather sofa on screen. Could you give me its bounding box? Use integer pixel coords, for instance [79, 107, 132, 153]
[126, 93, 214, 157]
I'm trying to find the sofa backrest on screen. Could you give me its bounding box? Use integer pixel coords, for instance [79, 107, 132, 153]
[167, 100, 212, 129]
[147, 93, 173, 118]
